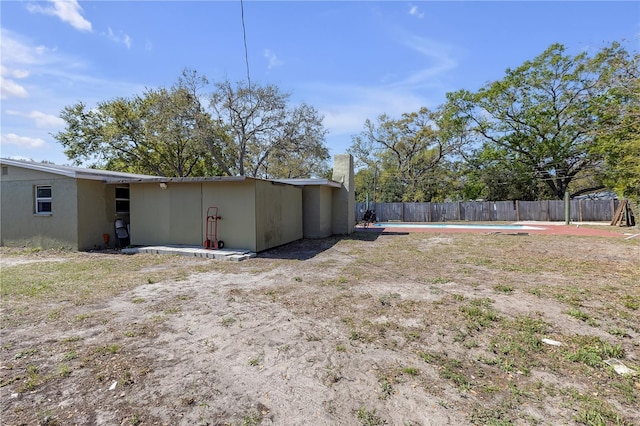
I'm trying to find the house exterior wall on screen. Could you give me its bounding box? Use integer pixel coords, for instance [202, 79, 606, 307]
[302, 186, 333, 238]
[0, 166, 79, 249]
[129, 183, 203, 246]
[129, 180, 259, 251]
[201, 180, 257, 251]
[76, 180, 118, 250]
[255, 180, 303, 252]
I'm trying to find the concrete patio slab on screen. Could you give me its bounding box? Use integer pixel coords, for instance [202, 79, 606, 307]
[121, 245, 256, 261]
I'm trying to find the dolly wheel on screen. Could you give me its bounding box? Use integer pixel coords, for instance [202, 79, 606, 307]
[217, 241, 224, 249]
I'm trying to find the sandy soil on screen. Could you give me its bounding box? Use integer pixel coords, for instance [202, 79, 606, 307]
[1, 232, 639, 426]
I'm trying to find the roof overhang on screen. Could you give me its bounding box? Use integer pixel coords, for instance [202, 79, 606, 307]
[272, 178, 342, 188]
[111, 176, 248, 184]
[0, 158, 161, 182]
[1, 158, 342, 188]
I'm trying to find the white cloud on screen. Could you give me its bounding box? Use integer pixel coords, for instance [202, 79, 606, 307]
[0, 76, 29, 99]
[1, 64, 31, 99]
[264, 49, 284, 69]
[27, 0, 92, 32]
[304, 37, 456, 141]
[395, 36, 456, 87]
[0, 29, 137, 98]
[0, 29, 75, 99]
[2, 67, 30, 79]
[104, 27, 132, 48]
[314, 84, 425, 136]
[1, 133, 46, 148]
[0, 30, 51, 67]
[6, 110, 65, 129]
[409, 5, 424, 19]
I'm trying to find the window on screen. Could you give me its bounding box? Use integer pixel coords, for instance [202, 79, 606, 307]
[115, 186, 130, 214]
[35, 185, 52, 214]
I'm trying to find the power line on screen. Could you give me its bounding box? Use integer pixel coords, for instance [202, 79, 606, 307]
[240, 0, 252, 100]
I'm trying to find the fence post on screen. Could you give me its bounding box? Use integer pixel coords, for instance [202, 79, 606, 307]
[547, 200, 551, 221]
[516, 201, 520, 221]
[579, 199, 583, 222]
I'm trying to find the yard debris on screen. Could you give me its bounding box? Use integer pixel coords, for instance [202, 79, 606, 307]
[604, 359, 637, 376]
[611, 199, 636, 227]
[541, 338, 563, 346]
[109, 381, 117, 391]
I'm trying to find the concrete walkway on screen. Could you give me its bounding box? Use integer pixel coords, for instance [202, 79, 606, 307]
[121, 245, 256, 261]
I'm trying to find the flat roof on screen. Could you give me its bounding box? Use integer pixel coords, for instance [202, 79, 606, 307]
[2, 158, 342, 188]
[0, 158, 160, 182]
[273, 178, 342, 188]
[112, 176, 248, 184]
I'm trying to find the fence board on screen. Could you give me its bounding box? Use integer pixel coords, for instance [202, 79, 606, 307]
[460, 202, 488, 221]
[430, 203, 459, 222]
[403, 203, 431, 222]
[518, 201, 548, 221]
[495, 201, 518, 221]
[377, 203, 403, 221]
[578, 199, 618, 221]
[355, 199, 619, 223]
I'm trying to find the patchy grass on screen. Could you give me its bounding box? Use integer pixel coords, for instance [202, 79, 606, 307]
[1, 232, 638, 425]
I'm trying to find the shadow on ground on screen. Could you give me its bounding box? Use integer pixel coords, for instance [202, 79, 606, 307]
[258, 229, 409, 260]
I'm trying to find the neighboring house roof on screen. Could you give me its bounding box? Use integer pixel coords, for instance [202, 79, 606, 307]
[0, 158, 160, 183]
[1, 158, 343, 188]
[574, 191, 618, 200]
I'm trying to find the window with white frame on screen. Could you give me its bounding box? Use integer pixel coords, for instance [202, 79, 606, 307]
[35, 185, 52, 214]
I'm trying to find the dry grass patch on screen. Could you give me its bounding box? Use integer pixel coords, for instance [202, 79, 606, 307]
[1, 232, 638, 425]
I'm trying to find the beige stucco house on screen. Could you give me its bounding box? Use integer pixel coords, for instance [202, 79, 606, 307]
[0, 155, 355, 252]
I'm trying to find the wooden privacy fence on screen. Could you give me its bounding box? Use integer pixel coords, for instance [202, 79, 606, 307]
[356, 200, 621, 223]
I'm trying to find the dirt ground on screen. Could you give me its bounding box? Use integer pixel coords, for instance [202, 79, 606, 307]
[1, 229, 639, 425]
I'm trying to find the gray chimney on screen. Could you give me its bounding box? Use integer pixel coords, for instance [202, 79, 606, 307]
[331, 154, 355, 234]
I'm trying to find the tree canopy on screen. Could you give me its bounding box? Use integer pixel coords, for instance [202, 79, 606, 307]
[209, 80, 329, 178]
[55, 70, 329, 178]
[447, 42, 636, 200]
[56, 81, 220, 177]
[349, 107, 466, 202]
[350, 41, 639, 203]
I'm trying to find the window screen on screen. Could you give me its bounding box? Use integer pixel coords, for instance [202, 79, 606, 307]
[36, 185, 52, 214]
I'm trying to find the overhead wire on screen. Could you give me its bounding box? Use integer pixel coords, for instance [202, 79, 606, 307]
[240, 0, 252, 105]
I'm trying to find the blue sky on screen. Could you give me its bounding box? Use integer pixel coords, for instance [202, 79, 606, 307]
[1, 1, 639, 166]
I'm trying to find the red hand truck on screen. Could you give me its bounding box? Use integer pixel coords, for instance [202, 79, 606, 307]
[203, 206, 224, 249]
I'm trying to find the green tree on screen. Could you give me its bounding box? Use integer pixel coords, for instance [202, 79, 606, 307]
[460, 145, 553, 201]
[55, 71, 330, 179]
[590, 48, 640, 204]
[448, 42, 635, 200]
[209, 80, 329, 178]
[349, 107, 463, 202]
[55, 70, 224, 177]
